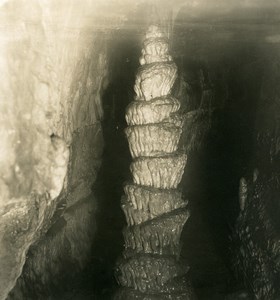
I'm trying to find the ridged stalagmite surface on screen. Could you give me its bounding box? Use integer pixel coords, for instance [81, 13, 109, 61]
[125, 124, 182, 158]
[123, 209, 189, 257]
[122, 184, 186, 226]
[140, 38, 172, 65]
[131, 153, 187, 189]
[115, 25, 195, 299]
[134, 62, 177, 101]
[116, 255, 186, 293]
[126, 96, 180, 125]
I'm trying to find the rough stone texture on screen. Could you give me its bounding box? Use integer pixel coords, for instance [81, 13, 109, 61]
[115, 287, 195, 300]
[134, 62, 178, 101]
[0, 193, 58, 300]
[140, 37, 172, 65]
[122, 185, 186, 226]
[123, 209, 190, 257]
[121, 198, 186, 226]
[116, 255, 187, 293]
[130, 153, 187, 189]
[124, 183, 184, 212]
[0, 0, 114, 298]
[233, 176, 280, 299]
[125, 123, 182, 158]
[66, 124, 103, 207]
[126, 96, 180, 126]
[232, 56, 280, 299]
[7, 196, 97, 300]
[8, 125, 104, 299]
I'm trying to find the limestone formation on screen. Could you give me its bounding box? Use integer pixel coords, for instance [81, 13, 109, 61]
[0, 2, 109, 298]
[125, 124, 182, 158]
[233, 173, 280, 299]
[115, 25, 195, 299]
[134, 62, 177, 101]
[126, 96, 180, 125]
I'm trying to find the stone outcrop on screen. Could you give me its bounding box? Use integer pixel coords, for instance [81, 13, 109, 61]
[0, 1, 113, 298]
[114, 25, 195, 299]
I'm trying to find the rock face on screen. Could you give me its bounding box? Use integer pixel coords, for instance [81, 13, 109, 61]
[232, 57, 280, 300]
[0, 1, 113, 299]
[233, 175, 280, 299]
[114, 25, 195, 299]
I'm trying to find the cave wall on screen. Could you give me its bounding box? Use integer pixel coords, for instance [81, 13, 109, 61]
[172, 4, 280, 298]
[232, 50, 280, 299]
[0, 1, 118, 299]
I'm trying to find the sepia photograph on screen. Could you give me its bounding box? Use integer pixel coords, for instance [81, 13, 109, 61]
[0, 0, 280, 299]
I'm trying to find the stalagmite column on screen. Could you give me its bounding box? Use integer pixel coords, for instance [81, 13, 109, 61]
[114, 25, 195, 299]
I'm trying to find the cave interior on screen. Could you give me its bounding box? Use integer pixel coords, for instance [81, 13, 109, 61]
[1, 1, 280, 300]
[90, 5, 280, 299]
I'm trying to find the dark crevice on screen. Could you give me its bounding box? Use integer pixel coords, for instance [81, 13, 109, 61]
[88, 29, 140, 299]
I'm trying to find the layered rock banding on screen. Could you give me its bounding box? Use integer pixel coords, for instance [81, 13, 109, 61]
[115, 25, 194, 300]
